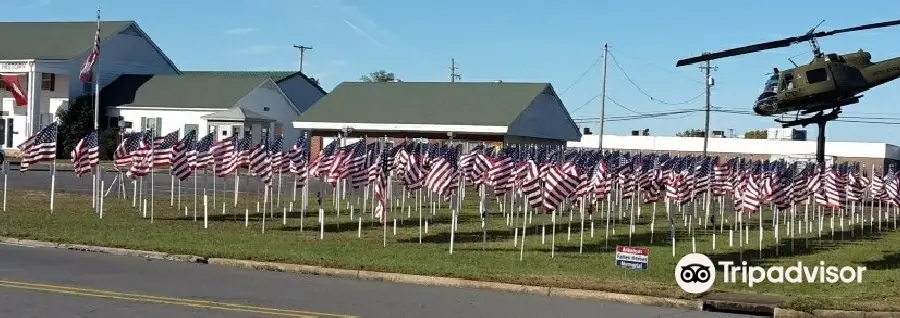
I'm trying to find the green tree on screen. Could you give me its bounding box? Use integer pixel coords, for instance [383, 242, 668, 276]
[360, 70, 399, 82]
[744, 130, 768, 139]
[676, 129, 706, 137]
[55, 94, 117, 160]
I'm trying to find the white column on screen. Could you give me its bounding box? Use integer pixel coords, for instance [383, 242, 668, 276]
[26, 70, 42, 134]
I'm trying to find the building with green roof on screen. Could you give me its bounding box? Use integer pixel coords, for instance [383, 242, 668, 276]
[0, 20, 326, 151]
[294, 81, 581, 152]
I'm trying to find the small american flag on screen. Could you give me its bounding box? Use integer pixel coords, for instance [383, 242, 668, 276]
[71, 130, 100, 176]
[18, 122, 58, 172]
[172, 130, 197, 181]
[152, 130, 180, 167]
[127, 130, 153, 179]
[249, 131, 272, 184]
[193, 132, 215, 170]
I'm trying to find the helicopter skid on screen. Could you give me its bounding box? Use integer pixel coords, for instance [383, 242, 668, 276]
[774, 108, 842, 128]
[798, 96, 860, 115]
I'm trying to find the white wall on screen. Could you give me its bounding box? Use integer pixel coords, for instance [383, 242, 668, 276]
[567, 134, 898, 159]
[108, 108, 217, 137]
[507, 89, 581, 142]
[236, 80, 301, 145]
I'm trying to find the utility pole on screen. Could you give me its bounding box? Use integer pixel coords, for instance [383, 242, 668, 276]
[449, 58, 461, 82]
[700, 55, 717, 156]
[293, 45, 312, 73]
[598, 44, 608, 150]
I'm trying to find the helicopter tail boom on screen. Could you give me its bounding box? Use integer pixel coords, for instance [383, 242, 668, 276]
[862, 56, 900, 87]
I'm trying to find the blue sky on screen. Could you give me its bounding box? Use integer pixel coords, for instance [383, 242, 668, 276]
[6, 0, 900, 143]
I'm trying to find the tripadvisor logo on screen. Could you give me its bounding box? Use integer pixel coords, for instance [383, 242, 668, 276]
[674, 253, 867, 294]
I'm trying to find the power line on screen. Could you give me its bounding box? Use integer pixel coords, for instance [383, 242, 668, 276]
[607, 50, 706, 105]
[559, 55, 602, 95]
[710, 108, 900, 125]
[606, 45, 706, 85]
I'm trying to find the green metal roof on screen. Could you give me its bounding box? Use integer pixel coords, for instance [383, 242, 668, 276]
[101, 73, 270, 109]
[296, 82, 553, 126]
[181, 71, 295, 82]
[0, 21, 133, 60]
[182, 71, 328, 95]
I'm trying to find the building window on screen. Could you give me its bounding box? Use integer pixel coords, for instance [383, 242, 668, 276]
[184, 124, 198, 137]
[806, 68, 828, 84]
[140, 117, 163, 137]
[232, 125, 243, 137]
[41, 73, 55, 91]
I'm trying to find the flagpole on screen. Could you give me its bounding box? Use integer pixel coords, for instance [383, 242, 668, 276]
[92, 4, 102, 216]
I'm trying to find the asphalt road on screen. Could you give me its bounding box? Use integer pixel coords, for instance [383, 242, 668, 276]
[0, 243, 756, 318]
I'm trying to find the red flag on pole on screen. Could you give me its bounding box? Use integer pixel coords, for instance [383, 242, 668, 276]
[0, 75, 27, 106]
[79, 22, 100, 83]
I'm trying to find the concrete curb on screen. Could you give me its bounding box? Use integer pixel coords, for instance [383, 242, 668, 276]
[3, 236, 896, 317]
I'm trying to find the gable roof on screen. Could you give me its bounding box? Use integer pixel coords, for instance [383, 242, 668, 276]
[296, 81, 553, 126]
[101, 73, 270, 109]
[181, 71, 328, 95]
[0, 21, 132, 60]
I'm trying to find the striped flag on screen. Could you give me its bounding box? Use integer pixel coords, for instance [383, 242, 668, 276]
[152, 130, 180, 167]
[18, 122, 58, 172]
[249, 131, 272, 185]
[71, 130, 100, 176]
[79, 9, 101, 83]
[127, 130, 153, 179]
[172, 130, 197, 181]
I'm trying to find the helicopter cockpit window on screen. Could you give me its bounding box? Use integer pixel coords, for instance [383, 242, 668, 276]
[781, 73, 795, 90]
[763, 77, 778, 93]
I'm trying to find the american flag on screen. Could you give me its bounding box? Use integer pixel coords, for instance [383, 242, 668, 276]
[113, 132, 142, 170]
[172, 130, 197, 181]
[152, 130, 180, 167]
[79, 10, 100, 83]
[269, 134, 289, 173]
[193, 132, 215, 170]
[18, 122, 58, 172]
[249, 131, 272, 185]
[372, 142, 391, 223]
[71, 130, 100, 177]
[425, 144, 461, 201]
[212, 135, 236, 176]
[127, 130, 153, 179]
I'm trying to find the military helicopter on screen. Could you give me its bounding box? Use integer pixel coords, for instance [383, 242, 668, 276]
[676, 19, 900, 121]
[675, 19, 900, 166]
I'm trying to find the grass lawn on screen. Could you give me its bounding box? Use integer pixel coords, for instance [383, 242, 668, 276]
[1, 187, 899, 312]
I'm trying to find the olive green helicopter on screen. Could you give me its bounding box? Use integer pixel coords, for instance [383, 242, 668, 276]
[676, 19, 900, 165]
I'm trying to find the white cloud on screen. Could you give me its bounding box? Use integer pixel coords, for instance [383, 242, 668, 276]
[226, 27, 258, 35]
[237, 45, 276, 55]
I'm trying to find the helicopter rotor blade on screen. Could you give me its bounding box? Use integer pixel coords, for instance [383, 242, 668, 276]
[675, 19, 900, 67]
[813, 19, 900, 37]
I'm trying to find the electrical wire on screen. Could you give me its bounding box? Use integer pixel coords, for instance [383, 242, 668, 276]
[606, 45, 706, 85]
[607, 50, 706, 105]
[559, 55, 602, 96]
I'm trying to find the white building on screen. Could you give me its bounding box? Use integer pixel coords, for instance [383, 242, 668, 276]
[568, 134, 900, 169]
[0, 20, 327, 151]
[102, 71, 325, 144]
[0, 20, 179, 149]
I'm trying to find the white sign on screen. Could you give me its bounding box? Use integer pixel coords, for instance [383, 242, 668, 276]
[0, 61, 32, 73]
